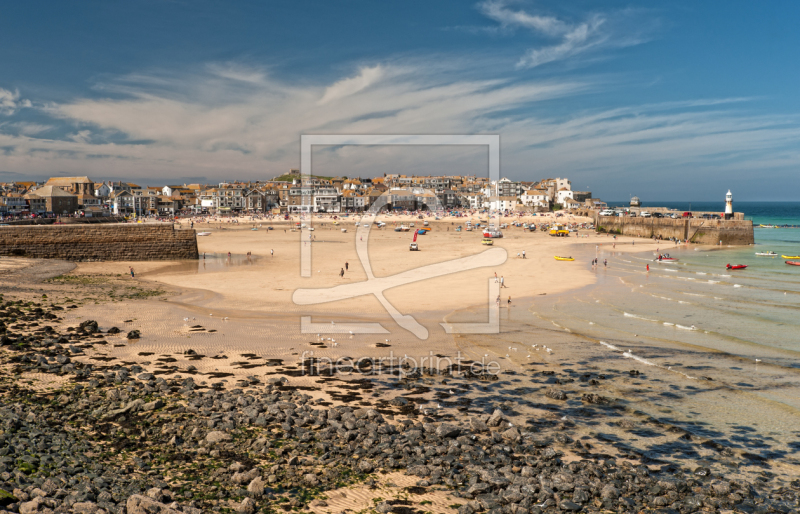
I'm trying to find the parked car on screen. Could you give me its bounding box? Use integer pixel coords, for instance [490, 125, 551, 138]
[640, 211, 651, 218]
[651, 212, 663, 218]
[682, 212, 693, 218]
[409, 243, 419, 251]
[599, 209, 615, 216]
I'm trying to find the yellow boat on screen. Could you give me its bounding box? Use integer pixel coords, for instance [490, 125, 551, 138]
[554, 256, 574, 261]
[782, 255, 800, 259]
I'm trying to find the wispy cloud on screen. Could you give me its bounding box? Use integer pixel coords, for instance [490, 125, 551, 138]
[319, 65, 385, 105]
[0, 88, 32, 115]
[478, 0, 650, 69]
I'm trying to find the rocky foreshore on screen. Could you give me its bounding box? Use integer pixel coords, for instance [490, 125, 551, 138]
[1, 274, 799, 513]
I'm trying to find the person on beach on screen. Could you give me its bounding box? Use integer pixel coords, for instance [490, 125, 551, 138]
[129, 266, 135, 279]
[604, 259, 607, 268]
[507, 296, 512, 306]
[500, 276, 505, 288]
[522, 250, 526, 259]
[494, 272, 498, 283]
[270, 249, 274, 257]
[340, 268, 345, 278]
[496, 295, 501, 307]
[646, 264, 650, 272]
[345, 262, 349, 271]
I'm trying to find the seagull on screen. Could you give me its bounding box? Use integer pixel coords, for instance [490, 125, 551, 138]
[331, 321, 335, 325]
[349, 331, 354, 335]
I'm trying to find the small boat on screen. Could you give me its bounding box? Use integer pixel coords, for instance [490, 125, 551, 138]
[726, 264, 747, 270]
[786, 261, 800, 266]
[755, 252, 777, 256]
[782, 255, 800, 259]
[759, 224, 778, 228]
[197, 232, 211, 236]
[554, 256, 574, 261]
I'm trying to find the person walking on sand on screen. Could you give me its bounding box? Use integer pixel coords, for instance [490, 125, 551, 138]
[129, 266, 135, 279]
[604, 259, 607, 268]
[496, 295, 501, 307]
[522, 250, 526, 259]
[646, 264, 650, 272]
[494, 272, 498, 283]
[340, 268, 345, 278]
[270, 249, 274, 257]
[500, 276, 505, 288]
[507, 296, 512, 306]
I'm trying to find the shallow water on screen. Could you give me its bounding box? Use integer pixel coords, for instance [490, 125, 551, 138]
[513, 228, 800, 476]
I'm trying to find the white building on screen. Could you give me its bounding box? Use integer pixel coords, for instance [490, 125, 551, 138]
[556, 188, 574, 206]
[520, 189, 549, 209]
[94, 182, 111, 198]
[487, 196, 517, 212]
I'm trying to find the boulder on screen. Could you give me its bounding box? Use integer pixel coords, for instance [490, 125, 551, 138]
[206, 431, 231, 444]
[127, 494, 182, 514]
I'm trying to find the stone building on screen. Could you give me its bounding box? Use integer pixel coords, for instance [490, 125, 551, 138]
[44, 176, 95, 196]
[26, 186, 78, 214]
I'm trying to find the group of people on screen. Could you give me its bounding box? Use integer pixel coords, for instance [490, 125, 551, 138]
[591, 258, 607, 268]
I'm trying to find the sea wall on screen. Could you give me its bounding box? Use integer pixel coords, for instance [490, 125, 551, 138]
[596, 217, 754, 245]
[0, 224, 198, 261]
[3, 216, 127, 226]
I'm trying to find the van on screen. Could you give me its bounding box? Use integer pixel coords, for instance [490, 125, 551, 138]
[640, 211, 651, 218]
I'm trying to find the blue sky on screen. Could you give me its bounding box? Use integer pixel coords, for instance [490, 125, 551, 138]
[1, 0, 800, 200]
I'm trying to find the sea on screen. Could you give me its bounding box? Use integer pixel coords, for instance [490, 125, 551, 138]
[520, 201, 800, 473]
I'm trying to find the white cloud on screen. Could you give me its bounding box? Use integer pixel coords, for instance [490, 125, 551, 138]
[480, 0, 569, 36]
[0, 88, 30, 115]
[478, 0, 646, 69]
[318, 65, 385, 105]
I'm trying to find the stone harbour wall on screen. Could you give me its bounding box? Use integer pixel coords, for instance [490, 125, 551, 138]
[0, 224, 198, 261]
[596, 217, 754, 245]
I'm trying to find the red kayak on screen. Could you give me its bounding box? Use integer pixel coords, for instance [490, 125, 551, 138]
[787, 261, 800, 266]
[726, 264, 747, 270]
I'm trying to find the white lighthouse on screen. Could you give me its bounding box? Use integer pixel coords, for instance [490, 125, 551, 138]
[724, 190, 733, 220]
